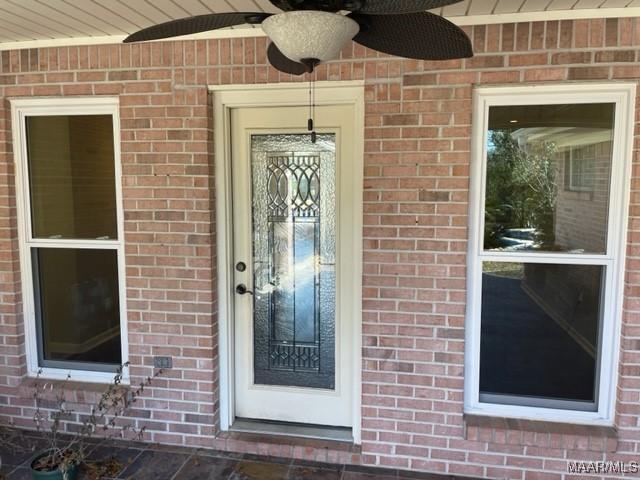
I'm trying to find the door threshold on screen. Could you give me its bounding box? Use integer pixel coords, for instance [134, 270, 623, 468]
[230, 418, 353, 443]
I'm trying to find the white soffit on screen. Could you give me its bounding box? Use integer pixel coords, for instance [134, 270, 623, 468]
[0, 0, 638, 51]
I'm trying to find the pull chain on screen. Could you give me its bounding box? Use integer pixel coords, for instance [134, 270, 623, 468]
[308, 72, 317, 143]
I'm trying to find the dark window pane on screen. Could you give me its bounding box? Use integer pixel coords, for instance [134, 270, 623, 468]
[485, 104, 614, 254]
[26, 115, 117, 240]
[480, 262, 602, 408]
[33, 248, 121, 368]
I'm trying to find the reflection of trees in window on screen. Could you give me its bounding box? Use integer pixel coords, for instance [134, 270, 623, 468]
[485, 130, 558, 250]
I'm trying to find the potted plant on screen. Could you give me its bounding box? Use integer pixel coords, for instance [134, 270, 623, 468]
[26, 363, 162, 480]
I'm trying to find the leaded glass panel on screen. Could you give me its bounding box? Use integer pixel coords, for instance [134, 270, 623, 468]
[251, 134, 336, 389]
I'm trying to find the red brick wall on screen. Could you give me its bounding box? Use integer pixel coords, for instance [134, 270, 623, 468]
[0, 16, 639, 479]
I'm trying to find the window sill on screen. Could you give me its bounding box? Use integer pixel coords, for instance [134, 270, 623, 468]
[464, 413, 618, 452]
[24, 366, 129, 385]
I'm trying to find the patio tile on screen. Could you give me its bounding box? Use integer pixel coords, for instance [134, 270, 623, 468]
[192, 448, 244, 460]
[288, 465, 342, 480]
[0, 437, 45, 468]
[81, 445, 144, 479]
[173, 455, 237, 479]
[152, 444, 200, 456]
[241, 453, 291, 465]
[290, 459, 343, 472]
[0, 429, 480, 480]
[87, 445, 143, 460]
[397, 472, 458, 480]
[228, 460, 290, 480]
[118, 450, 190, 480]
[0, 464, 15, 478]
[6, 467, 31, 480]
[341, 471, 397, 480]
[343, 464, 400, 478]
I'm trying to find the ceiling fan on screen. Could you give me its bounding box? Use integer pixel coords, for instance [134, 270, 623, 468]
[124, 0, 473, 75]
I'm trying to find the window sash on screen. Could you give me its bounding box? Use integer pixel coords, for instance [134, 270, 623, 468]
[22, 118, 119, 244]
[10, 97, 128, 384]
[477, 258, 608, 412]
[465, 84, 634, 425]
[31, 245, 123, 372]
[21, 111, 119, 241]
[475, 100, 623, 261]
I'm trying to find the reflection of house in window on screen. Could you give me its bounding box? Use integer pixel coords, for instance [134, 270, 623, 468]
[556, 138, 612, 254]
[564, 144, 596, 192]
[508, 125, 612, 254]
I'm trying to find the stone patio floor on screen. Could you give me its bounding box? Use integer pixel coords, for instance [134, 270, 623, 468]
[0, 432, 480, 480]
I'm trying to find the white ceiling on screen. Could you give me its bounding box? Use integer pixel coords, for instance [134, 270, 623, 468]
[0, 0, 639, 50]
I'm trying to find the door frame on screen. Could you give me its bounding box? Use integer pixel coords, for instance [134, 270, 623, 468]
[210, 81, 365, 443]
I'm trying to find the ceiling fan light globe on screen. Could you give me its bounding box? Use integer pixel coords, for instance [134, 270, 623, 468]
[262, 11, 359, 63]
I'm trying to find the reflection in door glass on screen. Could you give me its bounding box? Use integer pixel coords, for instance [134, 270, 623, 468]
[251, 134, 336, 389]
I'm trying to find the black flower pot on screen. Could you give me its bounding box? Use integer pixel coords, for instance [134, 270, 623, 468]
[30, 450, 78, 480]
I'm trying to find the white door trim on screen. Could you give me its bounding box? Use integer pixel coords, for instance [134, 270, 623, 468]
[210, 81, 365, 443]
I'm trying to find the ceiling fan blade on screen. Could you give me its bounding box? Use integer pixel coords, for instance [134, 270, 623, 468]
[357, 0, 463, 14]
[267, 43, 309, 75]
[124, 12, 270, 43]
[350, 12, 472, 60]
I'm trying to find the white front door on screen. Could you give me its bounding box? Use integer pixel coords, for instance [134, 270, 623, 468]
[231, 104, 357, 427]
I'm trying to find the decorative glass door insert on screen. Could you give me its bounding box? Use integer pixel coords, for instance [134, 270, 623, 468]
[251, 134, 336, 390]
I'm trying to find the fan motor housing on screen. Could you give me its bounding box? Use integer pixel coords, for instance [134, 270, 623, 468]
[262, 10, 360, 63]
[271, 0, 363, 12]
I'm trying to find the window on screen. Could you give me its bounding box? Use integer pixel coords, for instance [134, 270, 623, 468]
[565, 144, 597, 192]
[11, 98, 127, 382]
[465, 85, 634, 424]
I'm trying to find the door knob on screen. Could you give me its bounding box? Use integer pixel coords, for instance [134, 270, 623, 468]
[235, 284, 253, 295]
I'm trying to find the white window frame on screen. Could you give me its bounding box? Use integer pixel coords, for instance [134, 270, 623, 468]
[465, 83, 635, 426]
[11, 97, 129, 384]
